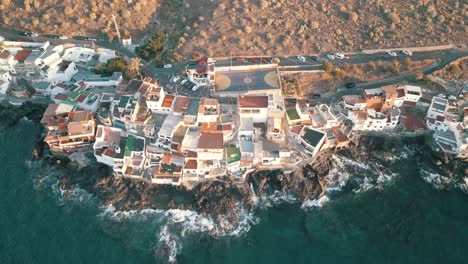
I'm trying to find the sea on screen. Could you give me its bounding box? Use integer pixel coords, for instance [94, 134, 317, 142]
[1, 118, 468, 264]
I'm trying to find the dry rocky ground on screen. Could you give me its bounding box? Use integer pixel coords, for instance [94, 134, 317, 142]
[282, 58, 435, 96]
[0, 0, 466, 58]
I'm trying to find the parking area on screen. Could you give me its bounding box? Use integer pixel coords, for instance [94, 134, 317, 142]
[167, 75, 210, 98]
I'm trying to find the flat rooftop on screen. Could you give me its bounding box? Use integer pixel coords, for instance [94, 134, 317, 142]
[301, 127, 326, 148]
[215, 66, 280, 94]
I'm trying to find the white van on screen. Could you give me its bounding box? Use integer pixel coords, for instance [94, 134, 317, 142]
[192, 85, 200, 91]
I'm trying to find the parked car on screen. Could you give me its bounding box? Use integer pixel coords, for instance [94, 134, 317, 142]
[192, 85, 200, 91]
[164, 64, 173, 69]
[187, 83, 196, 90]
[155, 63, 165, 68]
[85, 37, 97, 41]
[345, 82, 356, 89]
[272, 57, 280, 63]
[22, 32, 38, 37]
[260, 58, 268, 63]
[234, 57, 246, 63]
[326, 54, 336, 60]
[171, 76, 181, 83]
[59, 35, 68, 40]
[388, 51, 397, 57]
[334, 53, 345, 59]
[312, 93, 321, 99]
[402, 50, 412, 56]
[198, 60, 207, 65]
[248, 58, 257, 63]
[180, 79, 188, 85]
[310, 55, 318, 61]
[297, 55, 306, 62]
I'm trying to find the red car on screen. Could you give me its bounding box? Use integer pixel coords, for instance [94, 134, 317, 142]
[260, 58, 267, 63]
[199, 60, 207, 65]
[248, 58, 257, 63]
[234, 57, 245, 63]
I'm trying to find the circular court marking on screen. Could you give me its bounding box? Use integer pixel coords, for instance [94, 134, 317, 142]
[264, 71, 279, 88]
[216, 73, 232, 90]
[243, 77, 252, 84]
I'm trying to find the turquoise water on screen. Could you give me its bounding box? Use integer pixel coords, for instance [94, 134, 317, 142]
[1, 120, 468, 264]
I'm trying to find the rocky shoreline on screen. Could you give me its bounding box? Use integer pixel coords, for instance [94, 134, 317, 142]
[3, 101, 467, 232]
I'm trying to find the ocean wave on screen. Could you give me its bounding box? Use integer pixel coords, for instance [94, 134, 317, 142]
[51, 180, 95, 206]
[301, 195, 330, 209]
[457, 177, 468, 193]
[99, 202, 258, 263]
[419, 168, 452, 189]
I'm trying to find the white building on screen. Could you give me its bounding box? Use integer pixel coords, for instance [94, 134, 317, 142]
[198, 97, 220, 123]
[0, 71, 12, 94]
[342, 95, 367, 111]
[311, 104, 340, 129]
[348, 108, 400, 131]
[0, 50, 17, 74]
[299, 127, 326, 158]
[93, 125, 127, 167]
[146, 85, 166, 113]
[238, 95, 269, 123]
[426, 96, 449, 131]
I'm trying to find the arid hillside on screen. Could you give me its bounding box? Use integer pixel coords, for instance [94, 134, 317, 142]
[0, 0, 159, 39]
[0, 0, 466, 58]
[179, 0, 467, 57]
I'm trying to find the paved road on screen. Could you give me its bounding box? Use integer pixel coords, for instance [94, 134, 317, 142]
[215, 48, 468, 72]
[0, 26, 137, 58]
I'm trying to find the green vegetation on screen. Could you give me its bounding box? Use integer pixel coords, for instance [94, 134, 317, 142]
[96, 57, 127, 76]
[286, 108, 300, 120]
[161, 163, 176, 174]
[226, 144, 241, 164]
[136, 32, 166, 61]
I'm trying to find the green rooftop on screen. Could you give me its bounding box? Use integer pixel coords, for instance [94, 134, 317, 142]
[287, 108, 300, 120]
[124, 136, 145, 157]
[226, 144, 241, 164]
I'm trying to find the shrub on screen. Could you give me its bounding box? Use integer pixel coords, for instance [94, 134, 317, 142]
[135, 32, 165, 60]
[323, 61, 333, 73]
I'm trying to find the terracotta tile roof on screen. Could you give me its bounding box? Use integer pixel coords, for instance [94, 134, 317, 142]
[173, 96, 190, 113]
[397, 89, 406, 98]
[238, 95, 268, 108]
[14, 50, 32, 62]
[162, 94, 175, 108]
[290, 125, 303, 135]
[0, 50, 12, 59]
[197, 132, 223, 149]
[75, 94, 87, 103]
[200, 97, 218, 106]
[186, 151, 197, 158]
[161, 152, 172, 163]
[184, 160, 197, 169]
[54, 93, 69, 101]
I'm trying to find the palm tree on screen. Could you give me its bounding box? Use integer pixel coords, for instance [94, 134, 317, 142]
[126, 57, 142, 79]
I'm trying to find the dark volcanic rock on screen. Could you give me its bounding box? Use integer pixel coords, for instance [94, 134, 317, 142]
[0, 101, 48, 127]
[247, 151, 333, 202]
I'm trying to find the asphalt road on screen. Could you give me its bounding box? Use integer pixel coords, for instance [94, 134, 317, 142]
[215, 48, 468, 72]
[2, 26, 466, 98]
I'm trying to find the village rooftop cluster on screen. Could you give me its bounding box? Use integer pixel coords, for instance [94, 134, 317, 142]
[1, 38, 467, 186]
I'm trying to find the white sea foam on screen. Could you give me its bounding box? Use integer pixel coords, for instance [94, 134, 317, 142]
[100, 202, 258, 263]
[354, 177, 375, 193]
[301, 195, 330, 209]
[51, 180, 95, 205]
[457, 177, 468, 193]
[420, 168, 452, 189]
